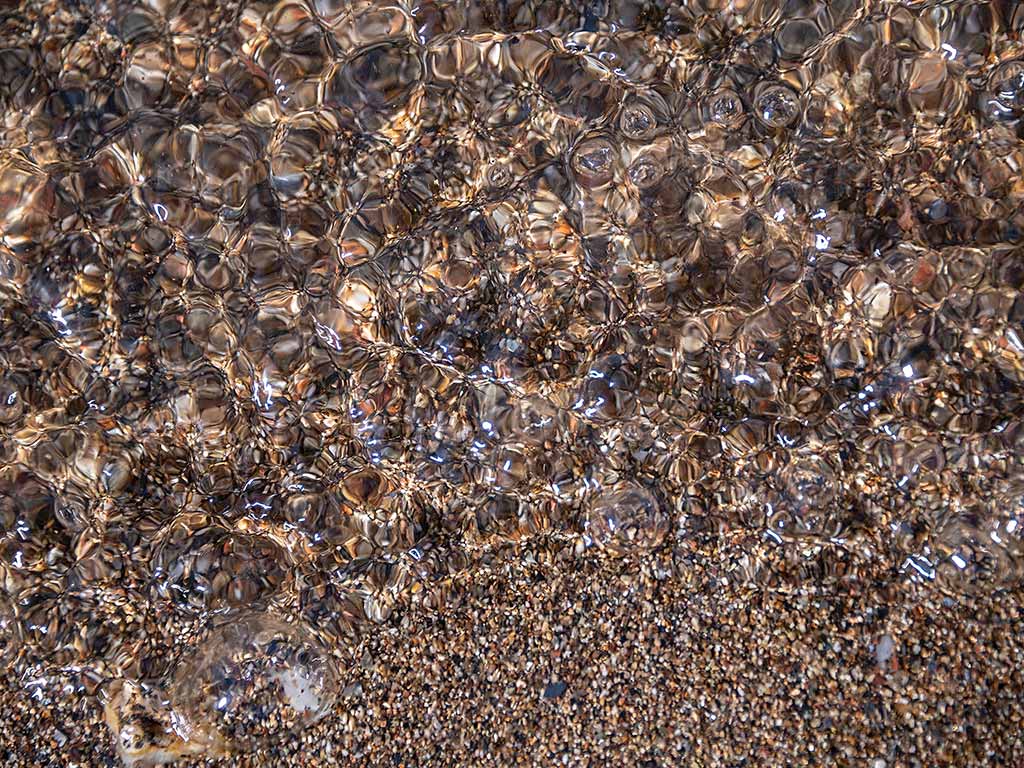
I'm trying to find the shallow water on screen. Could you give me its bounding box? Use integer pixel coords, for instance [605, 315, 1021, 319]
[1, 0, 1023, 761]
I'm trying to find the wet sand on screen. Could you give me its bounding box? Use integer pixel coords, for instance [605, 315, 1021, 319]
[3, 537, 1023, 766]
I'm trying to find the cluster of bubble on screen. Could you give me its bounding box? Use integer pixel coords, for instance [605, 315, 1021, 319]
[2, 0, 1024, 758]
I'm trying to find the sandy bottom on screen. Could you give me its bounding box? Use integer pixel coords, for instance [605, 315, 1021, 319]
[3, 538, 1022, 767]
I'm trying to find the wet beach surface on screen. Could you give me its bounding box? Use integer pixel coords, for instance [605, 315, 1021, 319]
[4, 549, 1024, 766]
[1, 0, 1024, 764]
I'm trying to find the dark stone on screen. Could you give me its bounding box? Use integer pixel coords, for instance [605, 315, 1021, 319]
[543, 681, 568, 699]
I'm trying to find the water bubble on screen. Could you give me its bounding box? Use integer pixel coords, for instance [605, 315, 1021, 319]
[169, 614, 338, 751]
[705, 88, 744, 127]
[990, 60, 1024, 112]
[269, 116, 335, 199]
[340, 466, 391, 507]
[775, 19, 821, 61]
[779, 454, 838, 512]
[491, 446, 528, 490]
[761, 451, 847, 540]
[337, 42, 422, 110]
[627, 155, 662, 189]
[899, 441, 945, 490]
[932, 513, 1023, 592]
[150, 515, 291, 614]
[510, 395, 561, 447]
[674, 318, 708, 358]
[538, 53, 619, 121]
[486, 163, 513, 189]
[0, 594, 17, 662]
[927, 482, 1024, 592]
[0, 467, 67, 576]
[0, 378, 24, 425]
[13, 585, 132, 665]
[574, 354, 637, 422]
[618, 103, 656, 140]
[571, 137, 618, 187]
[583, 484, 668, 553]
[899, 52, 967, 122]
[753, 84, 800, 128]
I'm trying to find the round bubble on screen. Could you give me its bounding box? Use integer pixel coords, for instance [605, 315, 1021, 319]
[574, 354, 637, 422]
[628, 155, 663, 189]
[338, 42, 422, 109]
[705, 88, 744, 127]
[0, 378, 24, 426]
[619, 103, 656, 140]
[932, 515, 1021, 592]
[779, 454, 838, 512]
[990, 60, 1024, 112]
[170, 614, 339, 751]
[772, 453, 845, 538]
[584, 484, 668, 553]
[754, 84, 800, 128]
[0, 466, 66, 576]
[150, 514, 290, 614]
[571, 137, 618, 187]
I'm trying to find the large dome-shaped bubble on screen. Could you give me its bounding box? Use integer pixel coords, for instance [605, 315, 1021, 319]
[169, 613, 339, 751]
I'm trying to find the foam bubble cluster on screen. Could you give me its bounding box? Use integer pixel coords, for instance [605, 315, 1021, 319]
[0, 0, 1023, 761]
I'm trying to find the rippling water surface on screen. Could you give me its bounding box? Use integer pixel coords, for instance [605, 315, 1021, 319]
[1, 0, 1024, 762]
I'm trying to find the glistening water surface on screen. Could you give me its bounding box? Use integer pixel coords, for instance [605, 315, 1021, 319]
[1, 0, 1023, 763]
